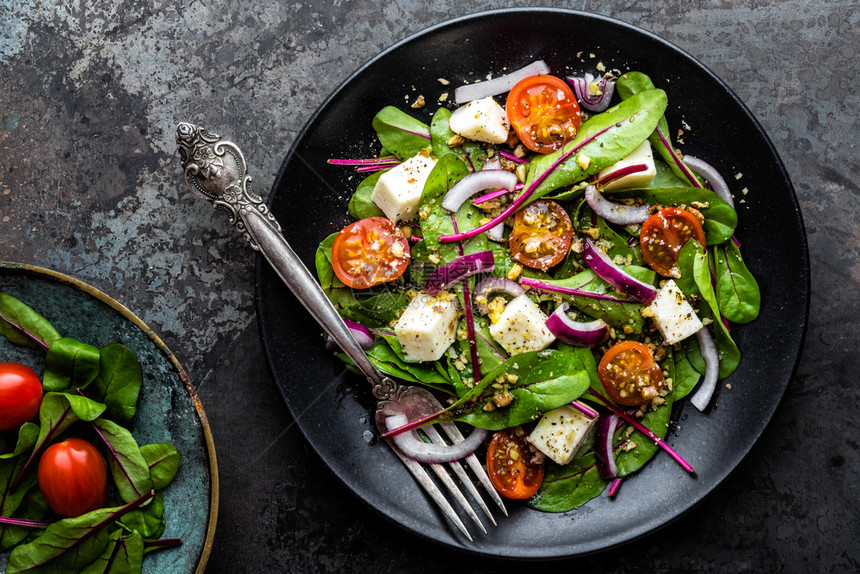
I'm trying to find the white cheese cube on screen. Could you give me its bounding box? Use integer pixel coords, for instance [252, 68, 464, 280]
[597, 140, 657, 191]
[488, 294, 555, 356]
[648, 279, 703, 344]
[371, 154, 437, 222]
[527, 405, 597, 465]
[448, 97, 510, 144]
[394, 294, 459, 362]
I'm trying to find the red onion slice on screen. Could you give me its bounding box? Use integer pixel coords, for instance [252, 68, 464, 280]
[581, 238, 658, 304]
[441, 170, 519, 213]
[325, 319, 373, 351]
[385, 413, 489, 463]
[566, 73, 616, 112]
[473, 276, 525, 315]
[690, 326, 720, 411]
[454, 60, 552, 104]
[424, 250, 495, 295]
[594, 413, 621, 480]
[682, 155, 734, 208]
[545, 303, 609, 347]
[584, 184, 651, 225]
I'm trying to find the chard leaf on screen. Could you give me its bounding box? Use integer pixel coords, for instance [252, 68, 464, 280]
[0, 422, 39, 460]
[525, 89, 668, 201]
[371, 106, 431, 160]
[0, 486, 48, 552]
[140, 444, 181, 491]
[117, 493, 165, 540]
[43, 337, 100, 392]
[528, 453, 606, 513]
[429, 107, 487, 170]
[0, 293, 61, 351]
[92, 419, 154, 503]
[713, 242, 760, 324]
[88, 344, 143, 425]
[6, 492, 153, 574]
[0, 456, 42, 551]
[79, 530, 144, 574]
[347, 171, 385, 220]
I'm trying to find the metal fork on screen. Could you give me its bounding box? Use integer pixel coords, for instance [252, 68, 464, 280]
[175, 123, 506, 540]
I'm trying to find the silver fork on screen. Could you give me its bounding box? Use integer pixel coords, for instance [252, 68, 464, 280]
[175, 123, 506, 540]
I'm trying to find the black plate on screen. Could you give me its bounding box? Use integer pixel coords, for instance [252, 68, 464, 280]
[256, 8, 809, 559]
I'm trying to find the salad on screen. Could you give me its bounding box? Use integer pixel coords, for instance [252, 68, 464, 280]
[317, 59, 760, 512]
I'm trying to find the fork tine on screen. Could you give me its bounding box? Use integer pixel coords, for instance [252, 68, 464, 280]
[422, 425, 491, 531]
[438, 420, 508, 517]
[385, 439, 474, 542]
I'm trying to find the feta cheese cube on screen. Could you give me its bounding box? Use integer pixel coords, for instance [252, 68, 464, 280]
[527, 405, 597, 465]
[371, 154, 437, 222]
[596, 140, 657, 191]
[648, 279, 703, 344]
[394, 294, 459, 362]
[488, 294, 555, 356]
[448, 97, 510, 144]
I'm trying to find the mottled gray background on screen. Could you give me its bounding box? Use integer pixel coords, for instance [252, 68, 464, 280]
[1, 1, 857, 572]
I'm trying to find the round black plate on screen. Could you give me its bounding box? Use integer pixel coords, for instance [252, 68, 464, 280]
[256, 8, 809, 559]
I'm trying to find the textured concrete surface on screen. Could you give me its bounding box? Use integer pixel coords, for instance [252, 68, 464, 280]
[1, 0, 858, 572]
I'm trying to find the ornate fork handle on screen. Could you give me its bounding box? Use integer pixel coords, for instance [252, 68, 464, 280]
[176, 122, 398, 401]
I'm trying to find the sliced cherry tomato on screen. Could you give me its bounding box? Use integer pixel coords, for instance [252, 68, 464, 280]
[38, 437, 108, 517]
[486, 427, 545, 499]
[509, 199, 573, 271]
[598, 341, 665, 406]
[506, 74, 582, 154]
[639, 207, 706, 277]
[0, 362, 43, 431]
[331, 217, 411, 289]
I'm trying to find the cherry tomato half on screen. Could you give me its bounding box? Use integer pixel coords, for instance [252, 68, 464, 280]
[639, 207, 706, 277]
[331, 217, 411, 289]
[38, 437, 108, 517]
[506, 74, 582, 154]
[0, 363, 43, 431]
[598, 341, 665, 407]
[509, 199, 574, 271]
[486, 427, 545, 499]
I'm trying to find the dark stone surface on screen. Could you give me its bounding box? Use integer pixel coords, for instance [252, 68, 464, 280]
[1, 1, 857, 572]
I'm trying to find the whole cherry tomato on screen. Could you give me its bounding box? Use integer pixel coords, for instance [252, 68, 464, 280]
[38, 438, 108, 517]
[0, 363, 43, 431]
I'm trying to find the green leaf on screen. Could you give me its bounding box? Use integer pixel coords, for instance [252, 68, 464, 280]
[525, 88, 669, 201]
[615, 399, 673, 476]
[429, 107, 487, 170]
[0, 456, 41, 551]
[93, 419, 154, 503]
[43, 337, 101, 392]
[347, 171, 386, 220]
[713, 242, 761, 324]
[140, 443, 181, 491]
[371, 106, 431, 160]
[79, 530, 144, 574]
[0, 292, 61, 351]
[529, 453, 607, 513]
[0, 423, 39, 460]
[0, 486, 48, 552]
[668, 346, 701, 401]
[117, 492, 165, 539]
[88, 344, 143, 424]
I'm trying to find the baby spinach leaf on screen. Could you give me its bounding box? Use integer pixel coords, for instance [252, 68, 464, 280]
[6, 492, 153, 574]
[0, 292, 61, 351]
[347, 171, 386, 220]
[615, 399, 673, 476]
[459, 317, 508, 375]
[140, 444, 181, 492]
[713, 242, 760, 324]
[525, 88, 668, 201]
[43, 337, 100, 392]
[668, 347, 701, 401]
[79, 530, 144, 574]
[364, 334, 453, 391]
[693, 248, 741, 379]
[429, 107, 487, 171]
[529, 453, 607, 513]
[88, 344, 143, 425]
[93, 419, 154, 503]
[371, 106, 431, 161]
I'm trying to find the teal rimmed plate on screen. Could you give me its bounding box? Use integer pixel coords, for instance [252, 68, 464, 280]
[0, 262, 217, 573]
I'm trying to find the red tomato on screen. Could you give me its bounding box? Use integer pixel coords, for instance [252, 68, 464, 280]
[38, 438, 108, 517]
[598, 341, 665, 406]
[486, 427, 544, 499]
[509, 199, 573, 271]
[331, 217, 411, 289]
[506, 74, 582, 154]
[639, 207, 706, 277]
[0, 363, 43, 431]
